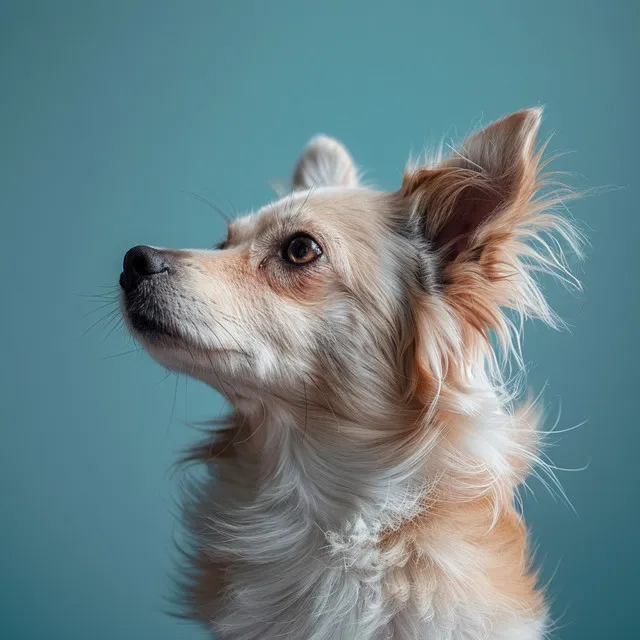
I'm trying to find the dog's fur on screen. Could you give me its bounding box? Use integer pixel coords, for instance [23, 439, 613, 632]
[121, 109, 581, 639]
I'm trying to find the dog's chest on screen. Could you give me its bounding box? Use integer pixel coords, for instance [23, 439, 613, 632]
[197, 512, 543, 640]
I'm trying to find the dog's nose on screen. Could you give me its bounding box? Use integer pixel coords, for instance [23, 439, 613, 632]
[120, 245, 170, 293]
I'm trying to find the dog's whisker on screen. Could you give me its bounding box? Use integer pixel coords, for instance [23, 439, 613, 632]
[166, 374, 180, 437]
[183, 190, 231, 224]
[82, 300, 118, 317]
[101, 314, 125, 343]
[82, 307, 120, 336]
[301, 380, 308, 445]
[99, 347, 142, 361]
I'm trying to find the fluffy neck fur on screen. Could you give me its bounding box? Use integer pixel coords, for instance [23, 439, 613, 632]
[179, 357, 547, 640]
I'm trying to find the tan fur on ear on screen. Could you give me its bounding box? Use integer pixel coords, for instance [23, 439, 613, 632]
[401, 109, 581, 357]
[402, 109, 542, 263]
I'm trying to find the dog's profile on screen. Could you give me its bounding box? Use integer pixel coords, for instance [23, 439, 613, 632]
[120, 109, 581, 639]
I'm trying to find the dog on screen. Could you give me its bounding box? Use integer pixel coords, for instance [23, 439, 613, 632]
[120, 108, 581, 639]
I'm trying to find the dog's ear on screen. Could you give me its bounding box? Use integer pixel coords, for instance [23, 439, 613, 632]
[292, 135, 359, 190]
[402, 109, 542, 269]
[402, 108, 580, 341]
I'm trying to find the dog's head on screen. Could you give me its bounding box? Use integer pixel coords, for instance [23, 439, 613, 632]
[121, 109, 576, 430]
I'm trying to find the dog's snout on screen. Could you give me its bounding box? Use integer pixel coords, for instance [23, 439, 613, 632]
[120, 245, 170, 292]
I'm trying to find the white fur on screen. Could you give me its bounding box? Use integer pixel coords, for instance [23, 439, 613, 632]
[184, 391, 546, 639]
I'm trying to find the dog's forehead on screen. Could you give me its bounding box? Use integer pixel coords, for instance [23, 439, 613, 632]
[227, 202, 299, 246]
[229, 188, 387, 244]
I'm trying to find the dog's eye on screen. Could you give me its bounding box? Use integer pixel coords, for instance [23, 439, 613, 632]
[283, 234, 323, 265]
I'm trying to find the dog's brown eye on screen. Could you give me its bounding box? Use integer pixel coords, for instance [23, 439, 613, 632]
[284, 234, 323, 265]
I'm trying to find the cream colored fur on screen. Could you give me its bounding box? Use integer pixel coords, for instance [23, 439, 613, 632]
[121, 109, 581, 639]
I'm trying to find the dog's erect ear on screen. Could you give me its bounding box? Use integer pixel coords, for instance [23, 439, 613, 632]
[401, 108, 580, 378]
[292, 135, 359, 190]
[402, 109, 543, 267]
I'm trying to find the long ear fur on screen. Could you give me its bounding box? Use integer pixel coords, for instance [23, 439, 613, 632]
[401, 109, 582, 359]
[292, 135, 359, 190]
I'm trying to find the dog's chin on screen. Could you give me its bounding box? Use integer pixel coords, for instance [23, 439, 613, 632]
[121, 305, 250, 390]
[123, 313, 186, 370]
[124, 308, 179, 347]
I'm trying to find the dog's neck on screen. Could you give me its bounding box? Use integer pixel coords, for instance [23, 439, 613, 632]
[219, 392, 430, 532]
[208, 360, 516, 526]
[185, 371, 537, 636]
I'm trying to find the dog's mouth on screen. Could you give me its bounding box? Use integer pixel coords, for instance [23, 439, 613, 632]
[120, 280, 184, 346]
[126, 307, 175, 343]
[121, 285, 251, 365]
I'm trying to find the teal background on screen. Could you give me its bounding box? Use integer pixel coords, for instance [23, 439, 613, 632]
[1, 1, 638, 638]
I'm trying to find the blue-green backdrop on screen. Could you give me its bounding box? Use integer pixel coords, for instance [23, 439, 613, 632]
[1, 1, 638, 638]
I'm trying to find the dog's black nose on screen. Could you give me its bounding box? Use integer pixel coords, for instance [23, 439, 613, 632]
[120, 245, 170, 293]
